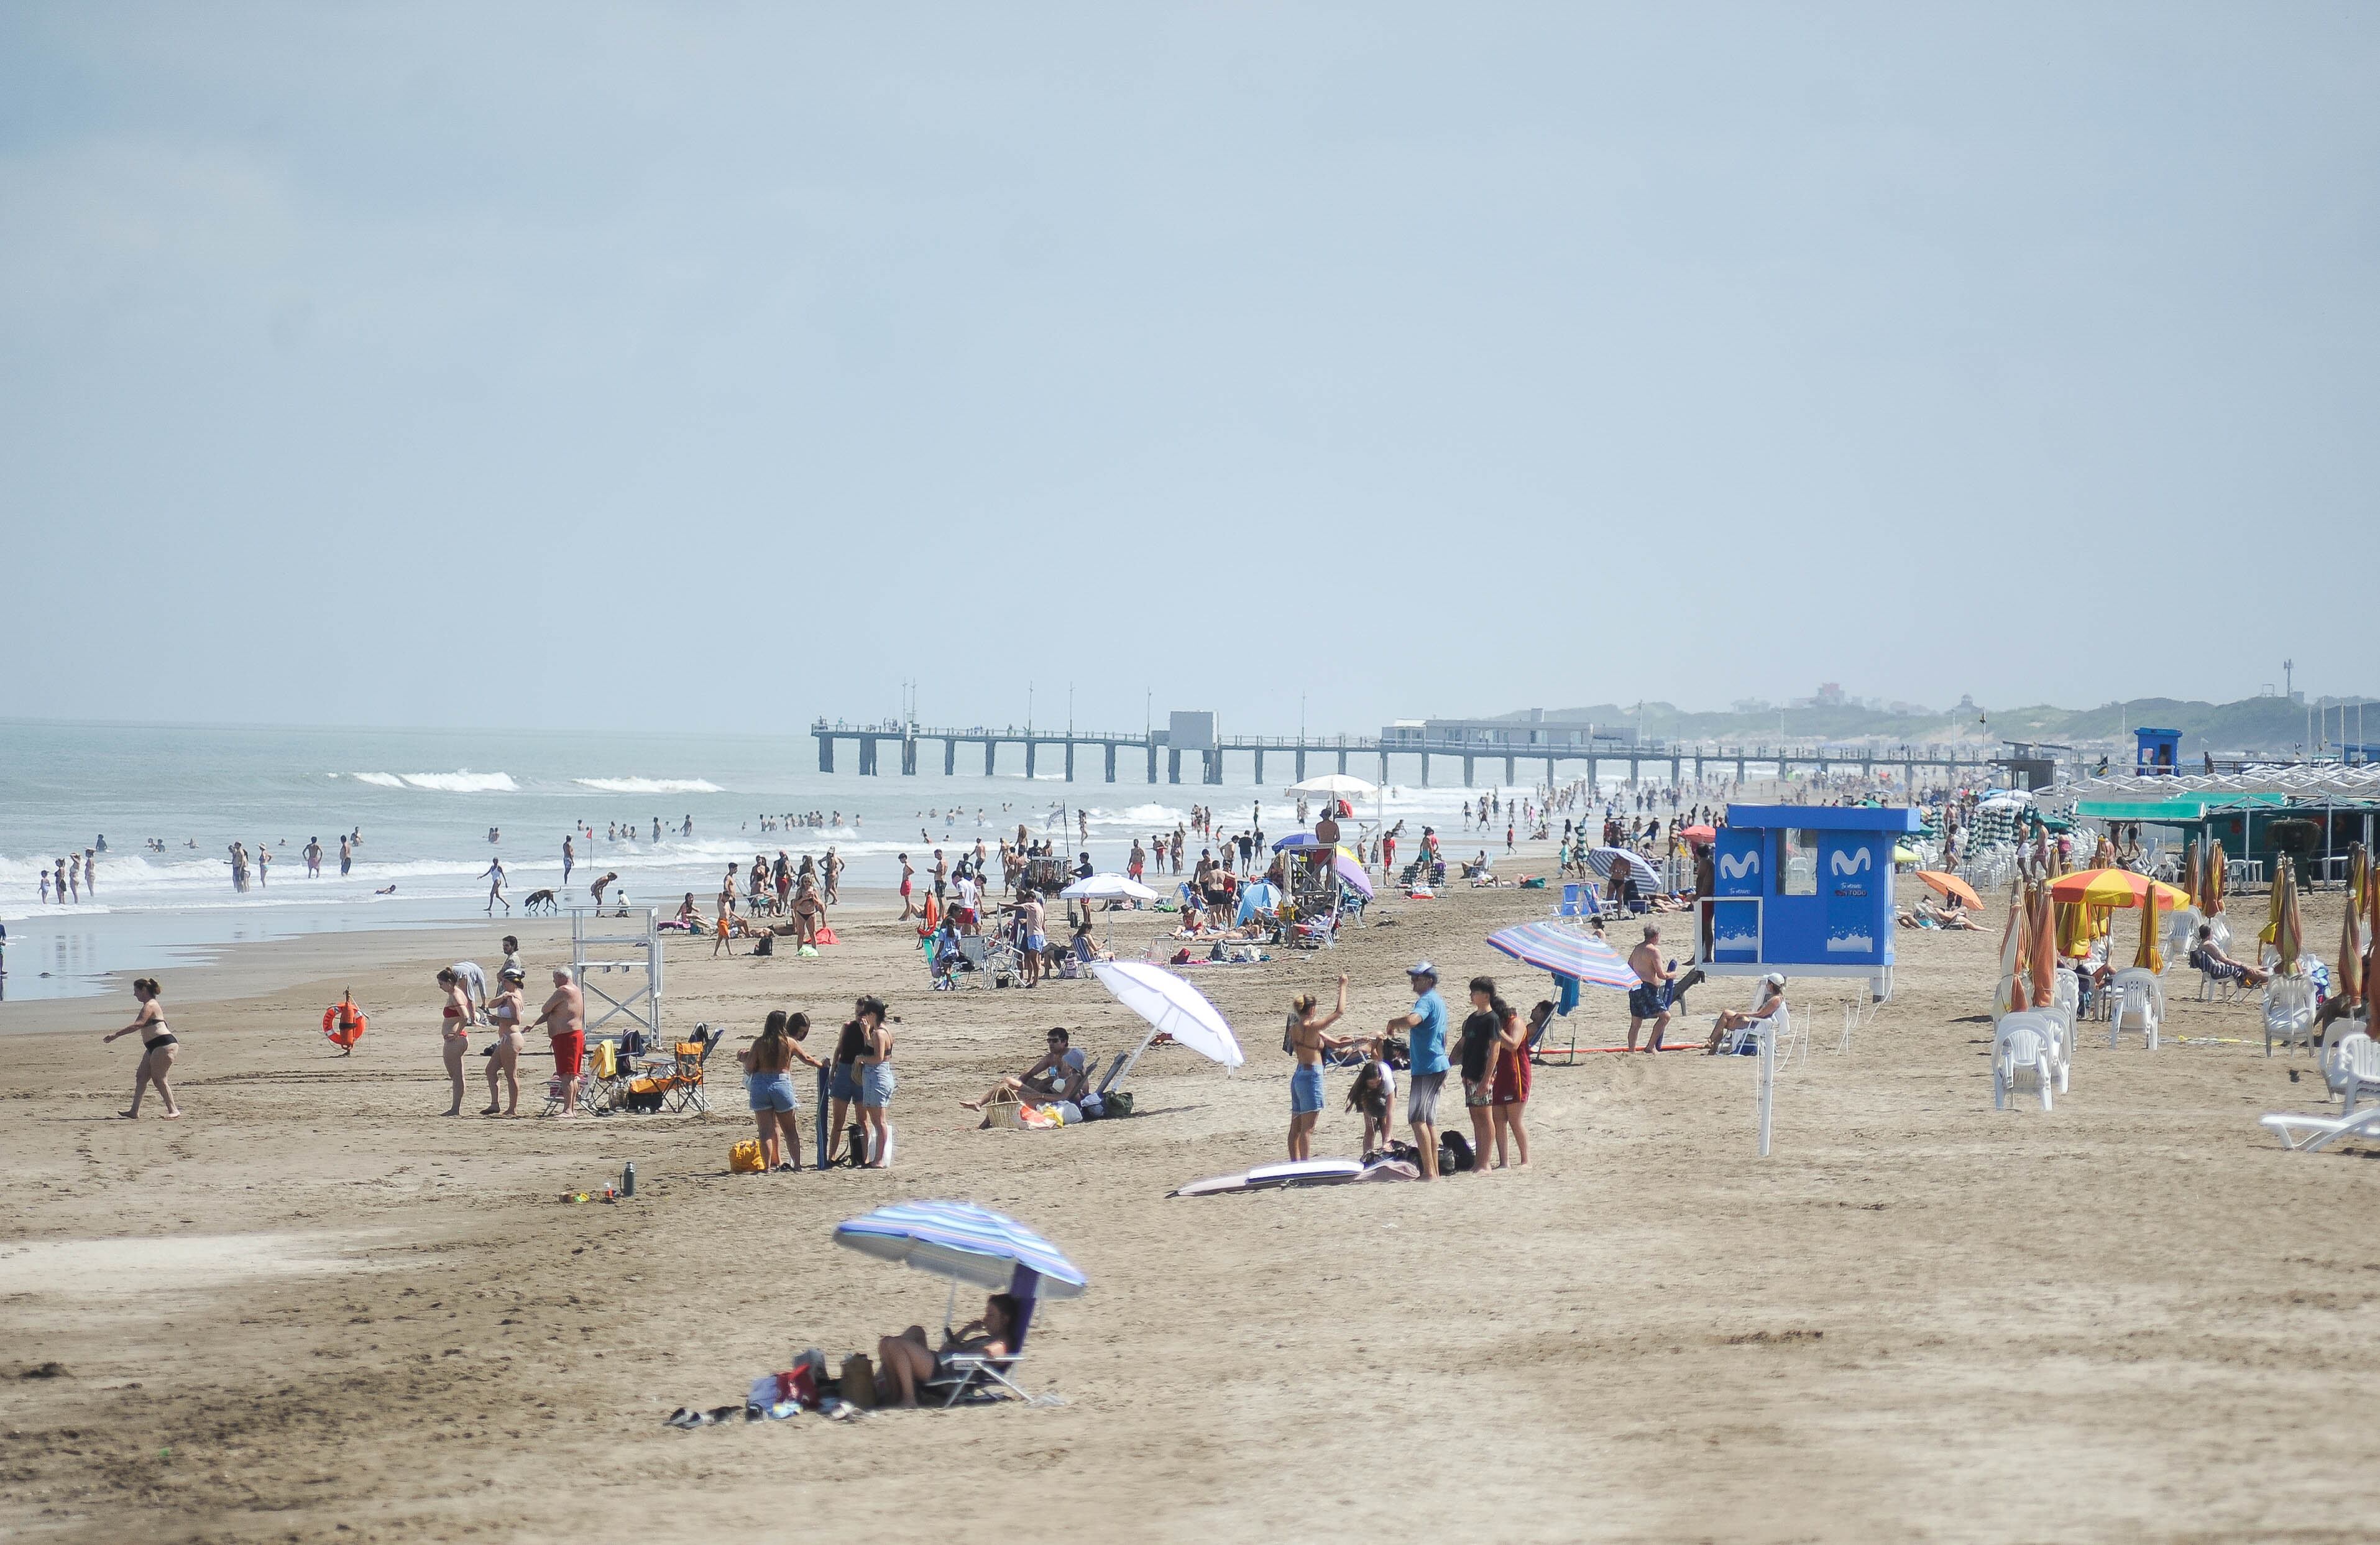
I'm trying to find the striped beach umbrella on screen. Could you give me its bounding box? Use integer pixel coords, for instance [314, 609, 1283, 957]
[2046, 867, 2191, 913]
[1486, 920, 1637, 990]
[834, 1201, 1088, 1298]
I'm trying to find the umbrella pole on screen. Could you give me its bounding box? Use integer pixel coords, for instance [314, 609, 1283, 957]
[1111, 1026, 1161, 1091]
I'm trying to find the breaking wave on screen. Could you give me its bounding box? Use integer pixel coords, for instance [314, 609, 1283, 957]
[572, 777, 725, 795]
[348, 772, 518, 793]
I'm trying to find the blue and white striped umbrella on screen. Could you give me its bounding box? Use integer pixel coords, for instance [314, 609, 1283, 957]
[1587, 847, 1662, 887]
[1486, 920, 1638, 990]
[834, 1201, 1088, 1298]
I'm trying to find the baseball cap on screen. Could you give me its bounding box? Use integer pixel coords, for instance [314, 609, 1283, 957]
[1407, 960, 1438, 979]
[1762, 972, 1785, 985]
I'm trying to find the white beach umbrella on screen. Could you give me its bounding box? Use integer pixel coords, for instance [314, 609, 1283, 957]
[1287, 772, 1379, 798]
[1090, 961, 1246, 1068]
[1060, 872, 1160, 902]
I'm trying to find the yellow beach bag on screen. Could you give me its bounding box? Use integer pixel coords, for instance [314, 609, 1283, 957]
[728, 1139, 766, 1174]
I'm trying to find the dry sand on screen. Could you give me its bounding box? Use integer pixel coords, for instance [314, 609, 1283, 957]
[3, 851, 2376, 1543]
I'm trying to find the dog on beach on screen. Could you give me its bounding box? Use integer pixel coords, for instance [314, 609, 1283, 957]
[522, 888, 559, 916]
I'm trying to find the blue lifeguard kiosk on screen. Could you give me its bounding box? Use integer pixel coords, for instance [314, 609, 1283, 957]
[1703, 805, 1924, 1002]
[2134, 727, 2181, 777]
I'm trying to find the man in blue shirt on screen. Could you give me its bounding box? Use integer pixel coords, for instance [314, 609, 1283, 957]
[1384, 961, 1451, 1179]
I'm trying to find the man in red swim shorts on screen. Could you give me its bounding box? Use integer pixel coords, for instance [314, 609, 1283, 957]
[535, 967, 587, 1117]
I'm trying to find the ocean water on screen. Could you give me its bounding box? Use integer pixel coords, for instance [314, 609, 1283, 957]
[0, 719, 1653, 1001]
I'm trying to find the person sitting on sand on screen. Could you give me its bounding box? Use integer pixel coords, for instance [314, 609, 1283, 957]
[2190, 925, 2271, 988]
[960, 1026, 1090, 1124]
[876, 1293, 1020, 1408]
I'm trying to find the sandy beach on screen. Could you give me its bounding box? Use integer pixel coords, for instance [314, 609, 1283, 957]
[3, 848, 2375, 1543]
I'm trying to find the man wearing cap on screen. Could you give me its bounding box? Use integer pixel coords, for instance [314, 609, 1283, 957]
[1706, 972, 1786, 1054]
[1384, 962, 1451, 1178]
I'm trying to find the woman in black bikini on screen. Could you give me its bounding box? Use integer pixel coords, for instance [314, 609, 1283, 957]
[103, 976, 180, 1119]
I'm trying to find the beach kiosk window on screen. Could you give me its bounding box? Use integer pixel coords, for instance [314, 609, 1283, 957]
[1780, 830, 1819, 895]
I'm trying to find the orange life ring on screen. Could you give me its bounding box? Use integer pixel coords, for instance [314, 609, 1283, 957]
[323, 1001, 368, 1048]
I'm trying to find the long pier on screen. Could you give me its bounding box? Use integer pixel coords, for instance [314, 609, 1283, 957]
[810, 719, 2005, 788]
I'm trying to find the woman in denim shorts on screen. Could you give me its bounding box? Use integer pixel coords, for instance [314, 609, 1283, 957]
[739, 1010, 822, 1172]
[855, 995, 896, 1168]
[825, 1018, 867, 1165]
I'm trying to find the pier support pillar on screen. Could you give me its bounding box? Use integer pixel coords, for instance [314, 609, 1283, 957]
[1586, 756, 1596, 788]
[860, 738, 878, 776]
[1254, 748, 1265, 785]
[1338, 749, 1349, 775]
[1169, 749, 1182, 784]
[819, 736, 835, 774]
[1027, 741, 1037, 779]
[1546, 756, 1556, 786]
[1105, 743, 1117, 782]
[1205, 750, 1223, 785]
[1505, 755, 1516, 785]
[1295, 747, 1307, 781]
[1147, 741, 1158, 783]
[985, 740, 996, 777]
[1671, 756, 1681, 785]
[1463, 755, 1474, 788]
[901, 737, 917, 775]
[1420, 752, 1431, 787]
[944, 739, 956, 776]
[1065, 740, 1075, 782]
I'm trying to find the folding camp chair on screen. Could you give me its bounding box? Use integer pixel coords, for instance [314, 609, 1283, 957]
[919, 1296, 1044, 1406]
[664, 1029, 720, 1114]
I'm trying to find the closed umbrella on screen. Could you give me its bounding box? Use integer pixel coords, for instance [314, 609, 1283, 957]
[1089, 960, 1245, 1068]
[834, 1201, 1088, 1298]
[2338, 844, 2365, 1008]
[2206, 841, 2226, 915]
[2365, 844, 2380, 1013]
[1998, 881, 2031, 1015]
[2182, 839, 2201, 912]
[2056, 900, 2088, 959]
[2029, 880, 2058, 1008]
[2133, 880, 2163, 974]
[2272, 858, 2304, 976]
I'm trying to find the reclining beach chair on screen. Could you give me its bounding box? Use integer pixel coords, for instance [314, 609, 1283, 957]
[2263, 975, 2318, 1058]
[919, 1295, 1039, 1406]
[2259, 1103, 2380, 1153]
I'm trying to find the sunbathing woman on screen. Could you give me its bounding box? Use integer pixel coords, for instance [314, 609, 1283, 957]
[103, 976, 180, 1119]
[2191, 925, 2271, 988]
[876, 1293, 1019, 1408]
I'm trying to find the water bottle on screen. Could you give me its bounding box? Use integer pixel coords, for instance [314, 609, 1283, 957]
[620, 1161, 635, 1197]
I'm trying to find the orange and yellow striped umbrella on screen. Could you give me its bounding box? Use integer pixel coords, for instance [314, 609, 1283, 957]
[2047, 867, 2190, 912]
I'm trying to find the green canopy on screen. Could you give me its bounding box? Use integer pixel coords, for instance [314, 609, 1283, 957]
[2075, 793, 2285, 823]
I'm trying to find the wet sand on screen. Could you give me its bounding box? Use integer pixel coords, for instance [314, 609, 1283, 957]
[2, 846, 2373, 1543]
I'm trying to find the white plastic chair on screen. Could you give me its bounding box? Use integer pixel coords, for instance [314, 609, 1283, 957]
[2262, 975, 2318, 1058]
[2196, 959, 2242, 1002]
[2111, 979, 2160, 1050]
[2110, 967, 2164, 1022]
[2324, 1031, 2380, 1112]
[1993, 1016, 2054, 1111]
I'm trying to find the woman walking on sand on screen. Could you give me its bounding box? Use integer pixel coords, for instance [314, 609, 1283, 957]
[480, 966, 528, 1116]
[435, 967, 472, 1117]
[855, 995, 896, 1168]
[103, 977, 180, 1118]
[481, 856, 508, 915]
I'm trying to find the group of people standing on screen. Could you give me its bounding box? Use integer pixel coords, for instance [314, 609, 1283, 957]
[737, 995, 897, 1171]
[1282, 961, 1531, 1178]
[37, 846, 99, 904]
[431, 935, 586, 1117]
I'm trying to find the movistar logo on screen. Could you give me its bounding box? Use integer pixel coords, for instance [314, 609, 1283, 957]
[1829, 848, 1873, 876]
[1719, 852, 1760, 880]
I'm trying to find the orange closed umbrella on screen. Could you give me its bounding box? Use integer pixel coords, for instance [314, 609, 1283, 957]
[2029, 881, 2058, 1009]
[2182, 839, 2200, 912]
[2206, 842, 2226, 915]
[2338, 844, 2365, 1008]
[1999, 882, 2031, 1014]
[2272, 858, 2304, 977]
[1916, 870, 1982, 911]
[2134, 882, 2163, 974]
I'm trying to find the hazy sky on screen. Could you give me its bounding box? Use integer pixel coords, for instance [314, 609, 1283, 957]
[3, 3, 2374, 736]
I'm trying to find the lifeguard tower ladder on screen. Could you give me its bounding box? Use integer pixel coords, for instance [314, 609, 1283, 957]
[571, 906, 663, 1042]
